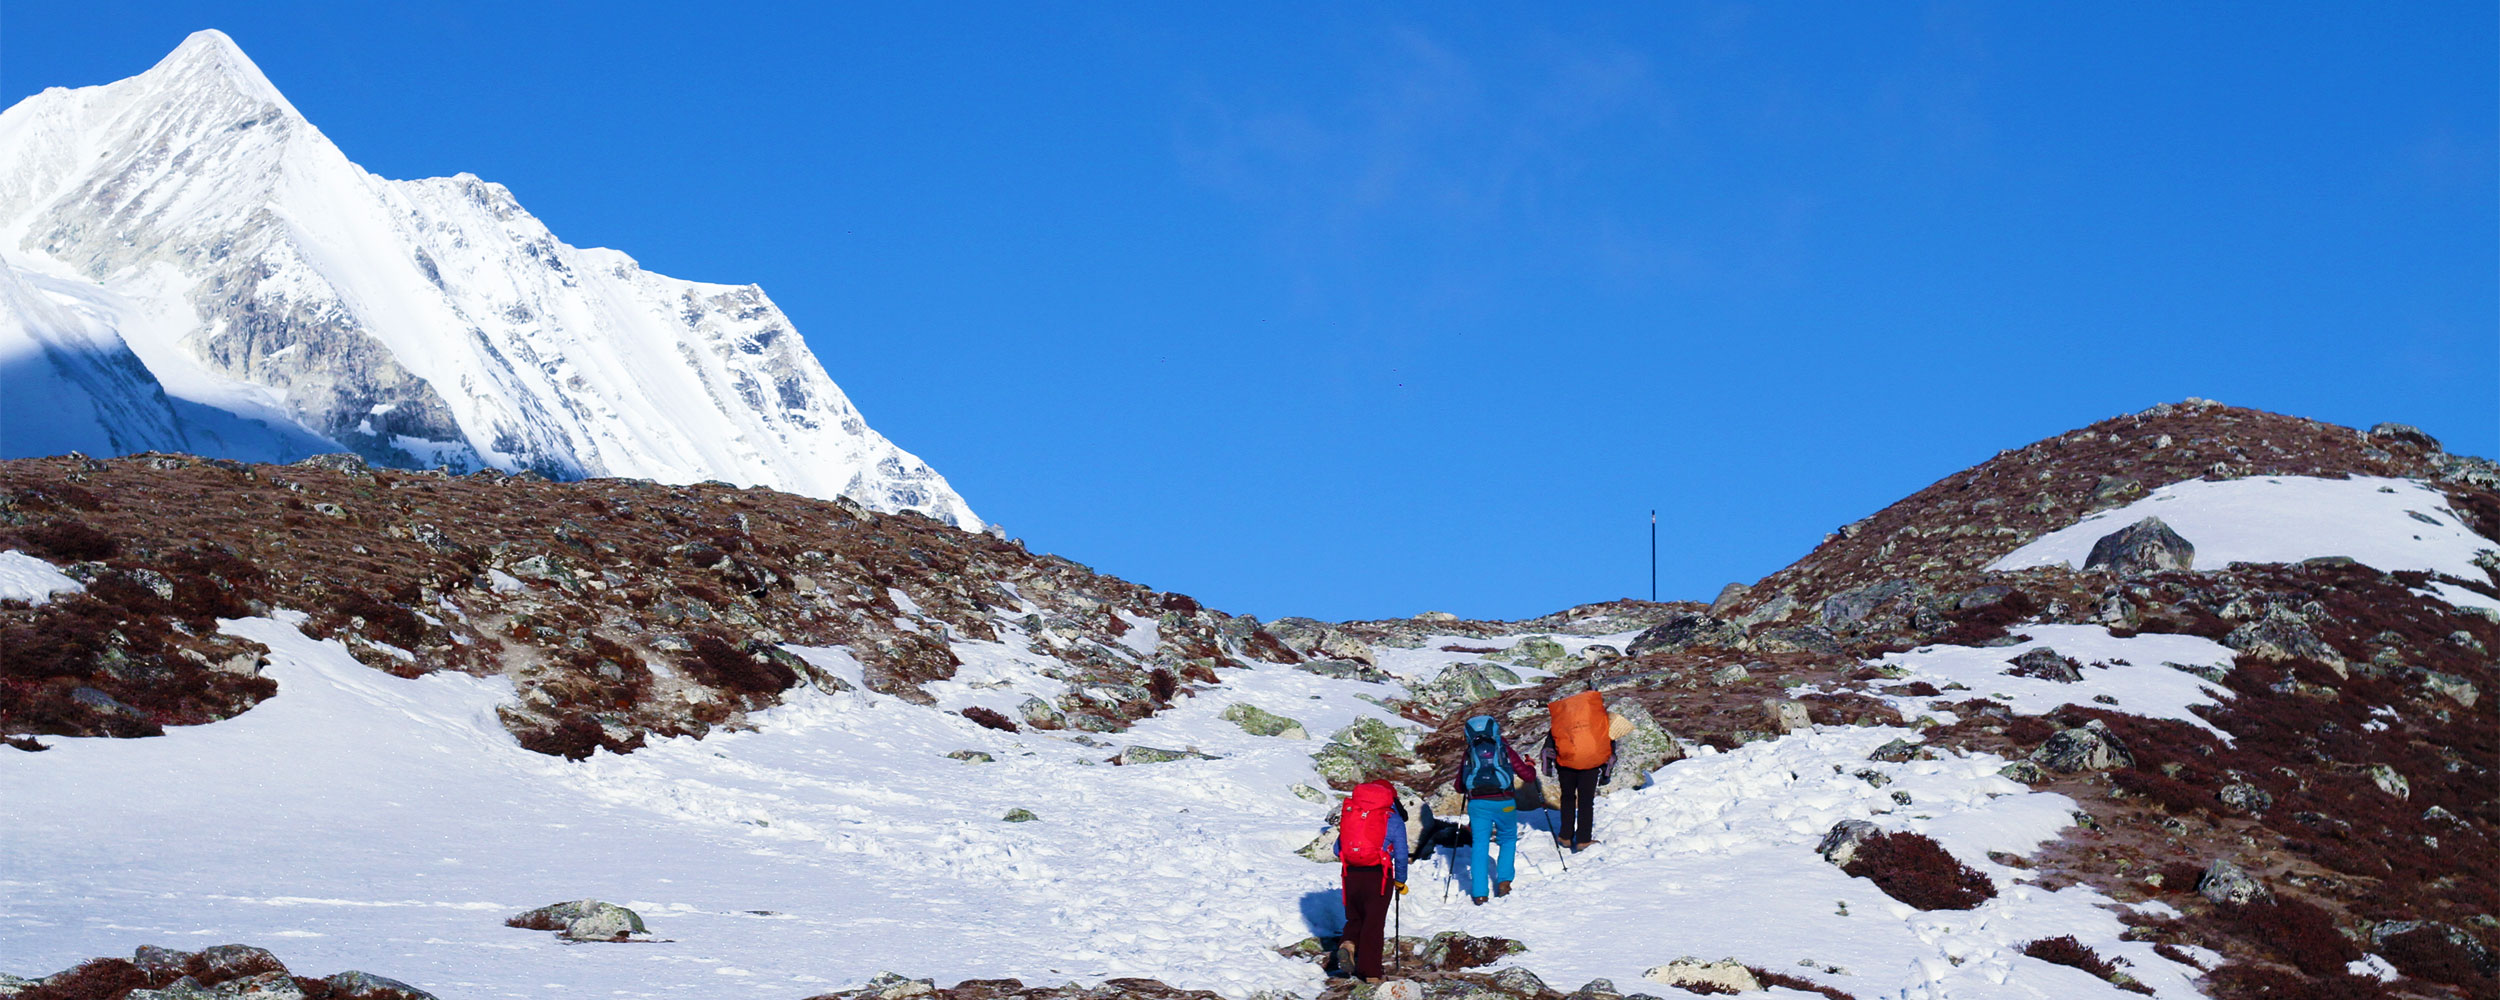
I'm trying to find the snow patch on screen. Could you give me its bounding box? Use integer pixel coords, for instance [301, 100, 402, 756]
[1991, 476, 2489, 582]
[0, 549, 83, 604]
[1858, 625, 2238, 737]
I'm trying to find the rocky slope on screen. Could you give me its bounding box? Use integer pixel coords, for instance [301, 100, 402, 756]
[0, 30, 974, 525]
[4, 399, 2494, 1000]
[1296, 401, 2500, 1000]
[0, 450, 1295, 758]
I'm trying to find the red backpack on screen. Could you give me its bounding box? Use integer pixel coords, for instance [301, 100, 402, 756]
[1338, 781, 1396, 898]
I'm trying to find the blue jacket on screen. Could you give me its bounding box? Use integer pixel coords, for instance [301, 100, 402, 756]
[1333, 809, 1411, 883]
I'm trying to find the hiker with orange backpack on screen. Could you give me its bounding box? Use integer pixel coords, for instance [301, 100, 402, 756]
[1452, 714, 1535, 905]
[1540, 690, 1622, 852]
[1333, 780, 1410, 982]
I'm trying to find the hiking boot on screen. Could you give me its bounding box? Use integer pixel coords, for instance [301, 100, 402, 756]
[1471, 895, 1487, 906]
[1494, 880, 1513, 897]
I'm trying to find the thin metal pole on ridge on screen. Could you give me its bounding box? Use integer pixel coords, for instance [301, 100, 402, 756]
[1649, 510, 1656, 602]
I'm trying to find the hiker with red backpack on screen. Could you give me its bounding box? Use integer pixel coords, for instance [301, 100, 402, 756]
[1333, 780, 1410, 982]
[1452, 714, 1535, 905]
[1539, 690, 1621, 852]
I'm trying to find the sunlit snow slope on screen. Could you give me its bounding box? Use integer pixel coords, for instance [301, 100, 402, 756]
[0, 30, 976, 526]
[2, 563, 2213, 1000]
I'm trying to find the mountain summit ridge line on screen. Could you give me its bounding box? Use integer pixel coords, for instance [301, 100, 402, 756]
[0, 29, 978, 528]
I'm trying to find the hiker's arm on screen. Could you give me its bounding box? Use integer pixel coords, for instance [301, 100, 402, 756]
[1537, 735, 1556, 772]
[1507, 746, 1534, 781]
[1387, 818, 1410, 883]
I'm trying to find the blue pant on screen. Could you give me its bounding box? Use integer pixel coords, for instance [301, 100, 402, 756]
[1466, 797, 1518, 898]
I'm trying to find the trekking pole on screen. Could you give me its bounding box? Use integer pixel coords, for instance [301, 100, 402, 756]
[1393, 888, 1402, 977]
[1550, 809, 1570, 873]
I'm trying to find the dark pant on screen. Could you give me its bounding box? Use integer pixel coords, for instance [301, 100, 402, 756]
[1556, 765, 1601, 844]
[1343, 864, 1392, 979]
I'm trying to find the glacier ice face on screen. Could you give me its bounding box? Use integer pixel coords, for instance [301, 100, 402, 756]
[0, 29, 978, 528]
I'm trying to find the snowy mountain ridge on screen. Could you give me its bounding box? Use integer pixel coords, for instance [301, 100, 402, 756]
[0, 30, 977, 527]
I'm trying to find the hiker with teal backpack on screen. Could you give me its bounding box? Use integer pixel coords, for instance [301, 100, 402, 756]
[1333, 780, 1409, 982]
[1451, 715, 1535, 905]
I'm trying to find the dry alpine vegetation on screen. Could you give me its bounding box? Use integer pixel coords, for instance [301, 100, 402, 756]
[4, 399, 2498, 1000]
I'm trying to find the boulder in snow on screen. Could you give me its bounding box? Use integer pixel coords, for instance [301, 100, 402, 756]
[1763, 699, 1812, 733]
[2030, 721, 2133, 773]
[507, 900, 647, 942]
[1490, 635, 1567, 669]
[1409, 663, 1518, 713]
[1116, 745, 1221, 765]
[1816, 820, 1881, 867]
[2082, 517, 2194, 575]
[1600, 702, 1682, 795]
[1015, 696, 1063, 729]
[2003, 647, 2084, 683]
[1642, 958, 1759, 993]
[1219, 703, 1308, 739]
[1002, 808, 1039, 823]
[1867, 738, 1934, 763]
[323, 971, 438, 1000]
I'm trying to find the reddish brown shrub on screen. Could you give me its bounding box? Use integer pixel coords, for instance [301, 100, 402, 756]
[2376, 924, 2499, 992]
[2000, 715, 2057, 744]
[2215, 898, 2359, 977]
[1439, 645, 1498, 654]
[1147, 667, 1178, 703]
[2204, 964, 2396, 1000]
[2021, 936, 2150, 994]
[333, 590, 428, 649]
[681, 635, 796, 695]
[961, 706, 1017, 732]
[1842, 831, 1997, 910]
[513, 716, 639, 761]
[2151, 942, 2202, 969]
[17, 518, 118, 562]
[16, 956, 148, 999]
[1747, 967, 1860, 999]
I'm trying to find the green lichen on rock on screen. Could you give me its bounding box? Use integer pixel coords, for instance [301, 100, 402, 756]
[1312, 716, 1414, 784]
[1220, 703, 1309, 739]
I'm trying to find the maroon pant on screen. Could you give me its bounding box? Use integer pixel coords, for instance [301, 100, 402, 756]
[1343, 864, 1393, 979]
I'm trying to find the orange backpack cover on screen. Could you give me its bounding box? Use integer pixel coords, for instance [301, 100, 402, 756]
[1550, 691, 1611, 770]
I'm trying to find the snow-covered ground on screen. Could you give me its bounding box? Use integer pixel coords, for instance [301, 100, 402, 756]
[1990, 475, 2493, 588]
[0, 549, 83, 603]
[3, 565, 2210, 999]
[1858, 625, 2239, 737]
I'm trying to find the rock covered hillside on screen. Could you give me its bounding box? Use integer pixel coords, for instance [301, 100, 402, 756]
[0, 30, 974, 525]
[3, 399, 2496, 1000]
[0, 450, 1302, 758]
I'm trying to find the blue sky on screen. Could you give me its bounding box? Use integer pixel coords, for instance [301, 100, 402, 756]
[8, 3, 2495, 622]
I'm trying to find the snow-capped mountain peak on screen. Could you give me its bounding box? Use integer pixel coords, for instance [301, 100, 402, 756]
[0, 30, 978, 527]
